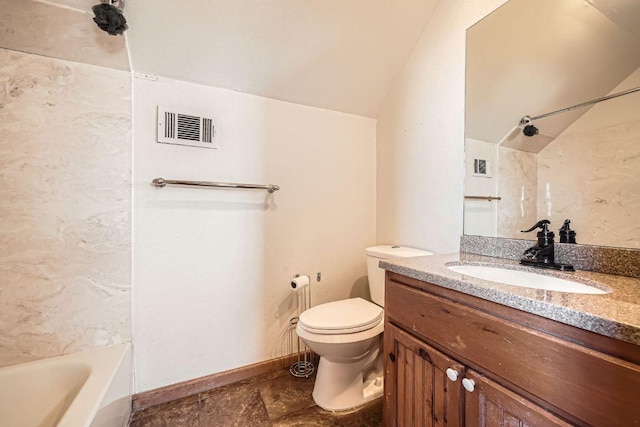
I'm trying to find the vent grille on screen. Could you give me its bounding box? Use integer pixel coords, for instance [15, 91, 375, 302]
[177, 114, 200, 141]
[157, 106, 217, 149]
[164, 112, 175, 139]
[202, 118, 213, 143]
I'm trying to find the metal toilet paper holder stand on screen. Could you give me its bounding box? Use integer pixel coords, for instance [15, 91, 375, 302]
[289, 275, 314, 378]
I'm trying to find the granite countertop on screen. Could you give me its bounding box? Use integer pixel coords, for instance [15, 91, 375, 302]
[380, 253, 640, 346]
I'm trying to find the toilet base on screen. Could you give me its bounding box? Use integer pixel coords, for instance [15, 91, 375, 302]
[311, 348, 383, 411]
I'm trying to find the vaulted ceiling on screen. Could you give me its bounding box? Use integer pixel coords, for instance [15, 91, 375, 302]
[123, 0, 440, 117]
[5, 0, 440, 118]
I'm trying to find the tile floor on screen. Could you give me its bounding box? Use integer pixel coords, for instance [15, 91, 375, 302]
[129, 368, 383, 426]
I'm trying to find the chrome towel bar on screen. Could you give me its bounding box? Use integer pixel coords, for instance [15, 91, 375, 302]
[152, 178, 280, 193]
[464, 195, 502, 201]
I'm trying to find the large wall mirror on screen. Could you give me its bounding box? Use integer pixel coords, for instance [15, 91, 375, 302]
[464, 0, 640, 248]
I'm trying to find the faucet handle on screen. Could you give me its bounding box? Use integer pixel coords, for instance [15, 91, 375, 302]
[559, 219, 577, 244]
[521, 220, 551, 233]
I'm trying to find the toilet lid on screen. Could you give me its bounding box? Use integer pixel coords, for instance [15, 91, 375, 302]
[298, 298, 383, 334]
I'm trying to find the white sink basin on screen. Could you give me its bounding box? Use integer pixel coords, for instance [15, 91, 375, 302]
[447, 265, 609, 294]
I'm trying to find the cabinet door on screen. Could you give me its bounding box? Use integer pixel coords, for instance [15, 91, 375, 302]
[463, 369, 572, 427]
[385, 324, 464, 427]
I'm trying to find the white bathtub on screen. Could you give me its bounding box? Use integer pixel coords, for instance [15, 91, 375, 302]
[0, 343, 132, 427]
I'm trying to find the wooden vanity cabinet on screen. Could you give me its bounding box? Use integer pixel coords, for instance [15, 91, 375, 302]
[463, 369, 571, 427]
[385, 324, 464, 426]
[383, 272, 640, 427]
[385, 325, 570, 427]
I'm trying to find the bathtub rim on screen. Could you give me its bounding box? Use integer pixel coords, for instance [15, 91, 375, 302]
[0, 343, 132, 427]
[58, 342, 132, 427]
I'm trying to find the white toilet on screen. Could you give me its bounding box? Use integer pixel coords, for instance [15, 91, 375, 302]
[296, 245, 433, 411]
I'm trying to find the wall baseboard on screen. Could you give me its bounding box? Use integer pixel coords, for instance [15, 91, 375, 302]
[132, 353, 308, 411]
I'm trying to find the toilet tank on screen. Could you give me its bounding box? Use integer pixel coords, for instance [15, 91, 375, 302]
[366, 245, 433, 306]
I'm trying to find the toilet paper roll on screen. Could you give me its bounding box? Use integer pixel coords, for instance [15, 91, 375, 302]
[290, 275, 310, 292]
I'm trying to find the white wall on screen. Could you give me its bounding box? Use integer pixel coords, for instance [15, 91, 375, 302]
[376, 0, 508, 253]
[132, 76, 376, 392]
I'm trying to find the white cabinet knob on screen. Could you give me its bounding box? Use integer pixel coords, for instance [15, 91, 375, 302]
[445, 368, 459, 382]
[462, 378, 475, 392]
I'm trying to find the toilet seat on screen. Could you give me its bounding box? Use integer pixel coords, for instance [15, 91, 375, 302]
[298, 298, 383, 335]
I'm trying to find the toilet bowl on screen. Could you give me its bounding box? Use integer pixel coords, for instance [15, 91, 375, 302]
[296, 297, 384, 411]
[296, 245, 432, 411]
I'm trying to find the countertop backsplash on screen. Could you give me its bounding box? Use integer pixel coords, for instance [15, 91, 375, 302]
[460, 235, 640, 278]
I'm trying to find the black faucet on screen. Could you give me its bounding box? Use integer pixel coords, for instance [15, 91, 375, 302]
[520, 220, 574, 271]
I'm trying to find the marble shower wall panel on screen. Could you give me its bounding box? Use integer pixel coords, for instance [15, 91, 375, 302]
[0, 49, 131, 367]
[537, 120, 640, 248]
[0, 0, 129, 71]
[496, 146, 538, 239]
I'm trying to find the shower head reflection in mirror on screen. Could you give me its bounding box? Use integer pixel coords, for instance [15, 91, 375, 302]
[519, 86, 640, 138]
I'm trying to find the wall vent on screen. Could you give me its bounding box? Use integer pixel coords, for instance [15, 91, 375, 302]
[157, 106, 217, 149]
